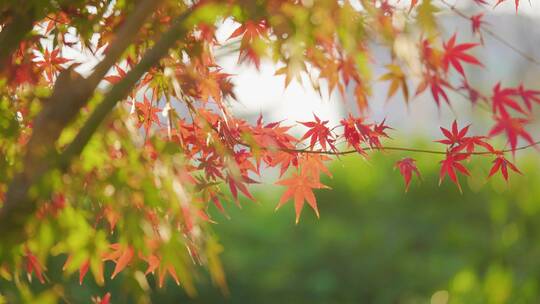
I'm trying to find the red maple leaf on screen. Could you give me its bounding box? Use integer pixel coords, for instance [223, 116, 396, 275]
[470, 13, 486, 37]
[416, 75, 452, 107]
[395, 158, 421, 192]
[439, 152, 470, 193]
[516, 84, 540, 112]
[226, 172, 256, 203]
[135, 97, 162, 135]
[491, 83, 525, 116]
[93, 292, 111, 304]
[341, 115, 367, 156]
[442, 34, 482, 77]
[299, 114, 335, 151]
[368, 119, 392, 149]
[25, 248, 46, 283]
[473, 0, 489, 6]
[104, 65, 127, 84]
[495, 0, 520, 12]
[275, 171, 329, 224]
[436, 120, 470, 147]
[488, 155, 521, 181]
[459, 136, 495, 154]
[489, 115, 536, 153]
[35, 48, 71, 82]
[63, 255, 90, 285]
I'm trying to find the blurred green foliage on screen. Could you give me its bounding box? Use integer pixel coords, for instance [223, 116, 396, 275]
[167, 152, 540, 304]
[4, 152, 540, 303]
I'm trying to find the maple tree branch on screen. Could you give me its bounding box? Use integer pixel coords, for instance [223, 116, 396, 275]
[59, 7, 196, 168]
[190, 105, 539, 157]
[0, 0, 163, 249]
[438, 0, 540, 66]
[86, 0, 164, 87]
[271, 140, 540, 156]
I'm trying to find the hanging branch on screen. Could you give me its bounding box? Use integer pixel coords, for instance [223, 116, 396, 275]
[0, 0, 164, 247]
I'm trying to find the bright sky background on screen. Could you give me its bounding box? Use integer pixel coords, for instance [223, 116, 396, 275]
[56, 1, 540, 139]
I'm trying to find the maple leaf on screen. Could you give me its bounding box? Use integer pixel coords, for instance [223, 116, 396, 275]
[250, 116, 297, 152]
[300, 154, 332, 181]
[275, 171, 330, 224]
[104, 65, 127, 84]
[395, 158, 421, 192]
[489, 115, 536, 153]
[299, 114, 335, 151]
[435, 121, 493, 154]
[142, 254, 181, 288]
[516, 84, 540, 111]
[228, 20, 268, 41]
[226, 173, 256, 203]
[379, 64, 409, 102]
[416, 75, 452, 107]
[318, 58, 342, 96]
[63, 255, 90, 285]
[102, 243, 134, 279]
[439, 152, 470, 193]
[341, 115, 367, 156]
[488, 155, 521, 181]
[442, 34, 482, 77]
[459, 136, 495, 154]
[79, 260, 90, 285]
[436, 120, 470, 148]
[473, 0, 489, 5]
[275, 62, 306, 88]
[495, 0, 520, 12]
[25, 249, 46, 283]
[416, 0, 440, 34]
[267, 151, 299, 177]
[470, 13, 486, 40]
[93, 292, 111, 304]
[491, 83, 525, 116]
[198, 153, 225, 180]
[135, 97, 162, 135]
[368, 119, 392, 149]
[338, 55, 361, 86]
[34, 48, 71, 82]
[228, 20, 268, 69]
[100, 293, 111, 304]
[354, 84, 370, 113]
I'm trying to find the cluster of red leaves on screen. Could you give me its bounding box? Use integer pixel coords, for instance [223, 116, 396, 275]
[435, 121, 522, 192]
[395, 158, 421, 192]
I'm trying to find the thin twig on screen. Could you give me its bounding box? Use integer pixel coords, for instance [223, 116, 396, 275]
[270, 140, 540, 156]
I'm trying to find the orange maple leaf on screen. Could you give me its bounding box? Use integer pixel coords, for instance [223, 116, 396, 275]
[275, 171, 329, 224]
